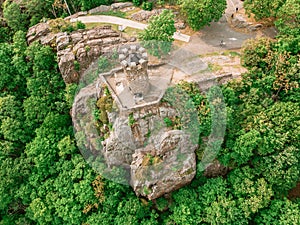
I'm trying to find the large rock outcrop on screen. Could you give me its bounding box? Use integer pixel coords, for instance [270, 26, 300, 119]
[72, 82, 198, 199]
[131, 130, 197, 200]
[26, 22, 55, 45]
[103, 117, 137, 168]
[101, 105, 197, 199]
[27, 23, 128, 83]
[56, 27, 127, 83]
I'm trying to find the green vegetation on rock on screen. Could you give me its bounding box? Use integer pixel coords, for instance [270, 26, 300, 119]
[0, 0, 299, 224]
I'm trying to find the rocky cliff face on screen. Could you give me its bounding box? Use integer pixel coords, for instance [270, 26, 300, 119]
[101, 103, 197, 200]
[131, 130, 196, 200]
[27, 23, 128, 83]
[72, 79, 197, 199]
[56, 27, 127, 83]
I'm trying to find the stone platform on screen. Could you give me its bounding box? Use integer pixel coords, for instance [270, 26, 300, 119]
[101, 64, 173, 111]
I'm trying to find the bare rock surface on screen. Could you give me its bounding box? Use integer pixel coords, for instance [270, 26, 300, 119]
[71, 80, 100, 160]
[57, 48, 78, 84]
[27, 21, 128, 83]
[103, 117, 137, 167]
[131, 130, 197, 200]
[231, 14, 248, 29]
[111, 2, 133, 10]
[88, 5, 111, 14]
[26, 22, 52, 45]
[72, 81, 197, 199]
[131, 9, 164, 22]
[56, 27, 126, 83]
[231, 13, 263, 31]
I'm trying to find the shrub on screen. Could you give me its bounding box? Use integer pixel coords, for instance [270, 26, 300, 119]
[98, 10, 126, 18]
[156, 0, 165, 7]
[98, 56, 110, 73]
[141, 1, 153, 11]
[76, 21, 86, 29]
[65, 83, 78, 108]
[164, 117, 173, 127]
[128, 113, 135, 126]
[133, 0, 142, 6]
[74, 60, 80, 71]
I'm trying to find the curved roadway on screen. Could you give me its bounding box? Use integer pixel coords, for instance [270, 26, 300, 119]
[70, 15, 190, 42]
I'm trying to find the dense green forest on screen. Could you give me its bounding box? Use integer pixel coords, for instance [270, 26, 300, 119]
[0, 0, 299, 224]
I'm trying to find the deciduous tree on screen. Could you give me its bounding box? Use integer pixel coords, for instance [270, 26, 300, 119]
[179, 0, 226, 30]
[139, 10, 176, 57]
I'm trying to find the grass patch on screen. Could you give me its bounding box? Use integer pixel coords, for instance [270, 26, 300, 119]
[84, 22, 118, 30]
[124, 7, 141, 18]
[84, 22, 141, 38]
[222, 50, 241, 57]
[94, 10, 126, 18]
[198, 52, 220, 58]
[123, 26, 141, 37]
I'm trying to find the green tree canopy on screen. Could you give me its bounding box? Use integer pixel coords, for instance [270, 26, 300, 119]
[139, 9, 176, 57]
[3, 2, 28, 32]
[243, 0, 285, 20]
[179, 0, 226, 30]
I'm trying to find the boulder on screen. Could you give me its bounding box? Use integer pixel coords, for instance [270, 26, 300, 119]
[87, 45, 101, 58]
[65, 11, 88, 20]
[131, 9, 164, 22]
[103, 117, 137, 167]
[232, 14, 248, 29]
[26, 22, 51, 44]
[131, 130, 197, 200]
[58, 48, 79, 83]
[88, 5, 111, 14]
[111, 2, 133, 10]
[175, 22, 186, 30]
[248, 23, 263, 31]
[40, 33, 56, 45]
[70, 32, 83, 44]
[129, 37, 136, 42]
[102, 37, 121, 46]
[56, 32, 70, 51]
[87, 39, 103, 46]
[158, 106, 177, 117]
[86, 29, 98, 39]
[76, 47, 87, 60]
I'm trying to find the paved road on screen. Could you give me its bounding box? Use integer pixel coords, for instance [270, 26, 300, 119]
[71, 15, 190, 42]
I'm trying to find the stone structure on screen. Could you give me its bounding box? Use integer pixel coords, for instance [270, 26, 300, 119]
[100, 44, 173, 110]
[119, 45, 150, 101]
